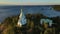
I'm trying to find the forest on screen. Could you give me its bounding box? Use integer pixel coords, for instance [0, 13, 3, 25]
[0, 13, 60, 34]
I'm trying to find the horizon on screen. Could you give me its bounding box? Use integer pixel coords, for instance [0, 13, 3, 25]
[0, 6, 60, 22]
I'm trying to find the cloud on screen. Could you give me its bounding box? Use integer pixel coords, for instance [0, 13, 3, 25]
[0, 2, 60, 5]
[0, 0, 60, 5]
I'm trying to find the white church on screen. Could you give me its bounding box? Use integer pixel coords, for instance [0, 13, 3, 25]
[17, 9, 53, 27]
[17, 9, 26, 27]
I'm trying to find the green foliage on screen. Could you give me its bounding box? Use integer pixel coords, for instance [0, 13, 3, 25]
[1, 15, 19, 34]
[53, 5, 60, 11]
[1, 14, 60, 34]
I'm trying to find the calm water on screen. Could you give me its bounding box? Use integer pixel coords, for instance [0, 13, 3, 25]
[0, 5, 60, 22]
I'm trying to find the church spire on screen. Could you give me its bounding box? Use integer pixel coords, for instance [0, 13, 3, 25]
[19, 9, 23, 19]
[17, 9, 26, 27]
[17, 9, 23, 27]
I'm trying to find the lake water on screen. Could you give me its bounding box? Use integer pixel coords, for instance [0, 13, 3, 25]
[0, 5, 60, 22]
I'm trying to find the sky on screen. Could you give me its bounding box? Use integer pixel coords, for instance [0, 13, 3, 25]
[0, 0, 60, 5]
